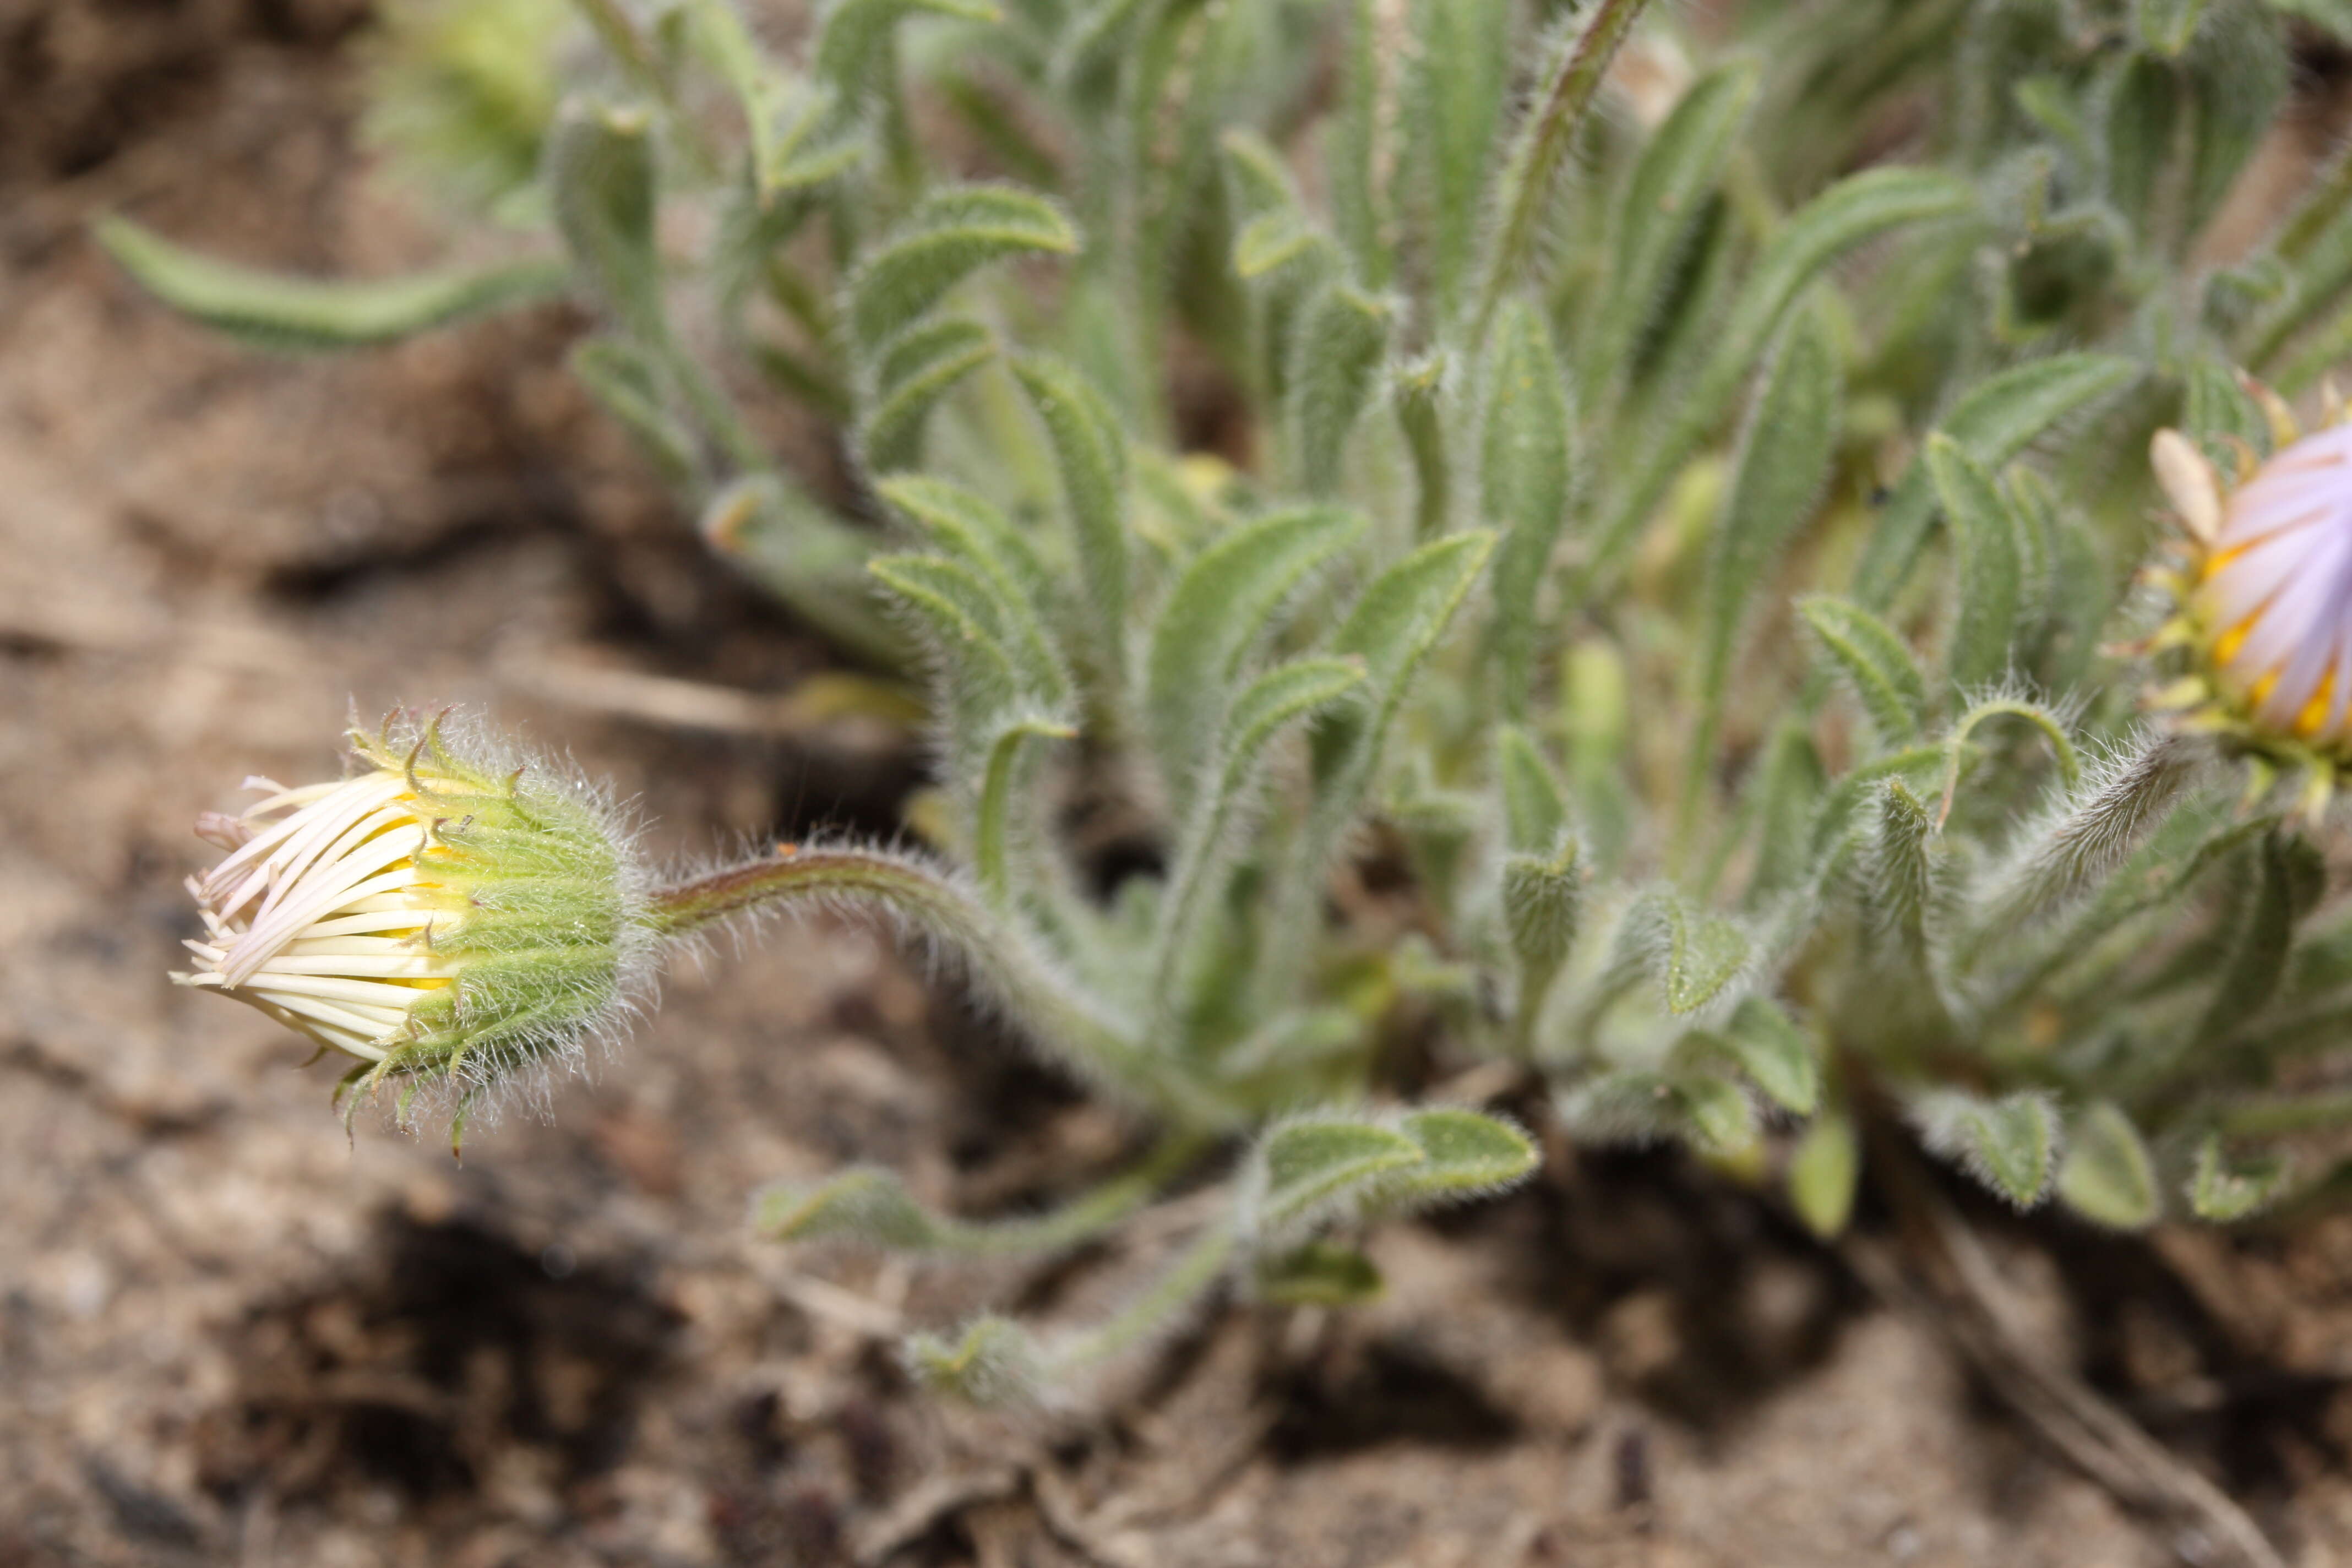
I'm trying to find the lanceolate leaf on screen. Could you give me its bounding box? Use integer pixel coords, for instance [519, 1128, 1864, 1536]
[2196, 830, 2320, 1043]
[1850, 353, 2139, 608]
[548, 100, 665, 345]
[1288, 283, 1392, 495]
[1868, 778, 1937, 971]
[1914, 1088, 2059, 1208]
[816, 0, 1003, 105]
[1480, 297, 1576, 715]
[1592, 167, 1975, 587]
[906, 1316, 1043, 1406]
[1585, 58, 1761, 398]
[1695, 303, 1843, 770]
[1257, 1242, 1384, 1305]
[1796, 602, 1929, 747]
[873, 475, 1055, 620]
[1013, 353, 1130, 685]
[869, 552, 1024, 707]
[1311, 532, 1499, 801]
[571, 337, 700, 483]
[1404, 0, 1511, 319]
[1718, 995, 1820, 1115]
[859, 315, 995, 472]
[1924, 435, 2027, 691]
[96, 219, 569, 353]
[2189, 1132, 2290, 1222]
[1394, 353, 1454, 541]
[1155, 657, 1368, 1011]
[1788, 1109, 1860, 1238]
[1144, 506, 1365, 812]
[1798, 596, 1931, 747]
[1498, 726, 1569, 854]
[1503, 839, 1583, 1004]
[1627, 891, 1753, 1017]
[1386, 1109, 1539, 1202]
[2057, 1102, 2160, 1229]
[1254, 1117, 1425, 1234]
[849, 186, 1077, 349]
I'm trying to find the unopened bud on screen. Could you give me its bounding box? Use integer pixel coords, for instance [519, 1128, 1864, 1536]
[173, 711, 652, 1122]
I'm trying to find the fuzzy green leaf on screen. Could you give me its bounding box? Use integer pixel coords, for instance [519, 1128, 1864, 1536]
[873, 475, 1055, 620]
[816, 0, 1002, 104]
[1628, 892, 1752, 1017]
[1503, 839, 1582, 990]
[975, 716, 1076, 907]
[1585, 58, 1760, 397]
[1221, 657, 1368, 775]
[1719, 996, 1820, 1116]
[1473, 0, 1658, 324]
[906, 1315, 1044, 1406]
[1695, 303, 1842, 772]
[1557, 1068, 1751, 1156]
[2137, 0, 2213, 53]
[1982, 734, 2197, 921]
[1288, 283, 1392, 496]
[1256, 1118, 1425, 1233]
[1851, 353, 2139, 608]
[2182, 9, 2285, 236]
[1012, 353, 1129, 683]
[1925, 434, 2027, 691]
[860, 315, 995, 472]
[869, 553, 1041, 728]
[1145, 506, 1364, 809]
[1328, 0, 1394, 287]
[1676, 1073, 1760, 1157]
[1233, 210, 1324, 281]
[1593, 167, 1975, 586]
[1916, 1089, 2059, 1208]
[849, 185, 1076, 349]
[1868, 778, 1936, 971]
[1257, 1241, 1384, 1306]
[2105, 53, 2177, 235]
[1480, 297, 1576, 712]
[548, 100, 663, 344]
[1394, 353, 1454, 541]
[1404, 0, 1510, 318]
[571, 336, 700, 483]
[2058, 1102, 2161, 1229]
[1311, 532, 1498, 800]
[2196, 830, 2321, 1042]
[95, 218, 568, 353]
[1387, 1108, 1540, 1201]
[2182, 355, 2269, 459]
[1788, 1109, 1860, 1238]
[2189, 1133, 2290, 1222]
[1665, 910, 1750, 1017]
[1746, 721, 1830, 901]
[756, 1166, 940, 1248]
[1498, 726, 1569, 854]
[1155, 659, 1369, 1021]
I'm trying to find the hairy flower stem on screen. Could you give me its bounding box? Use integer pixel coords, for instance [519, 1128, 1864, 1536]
[1472, 0, 1658, 334]
[648, 848, 1236, 1129]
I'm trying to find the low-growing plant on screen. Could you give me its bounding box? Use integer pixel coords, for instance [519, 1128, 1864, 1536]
[138, 0, 2352, 1406]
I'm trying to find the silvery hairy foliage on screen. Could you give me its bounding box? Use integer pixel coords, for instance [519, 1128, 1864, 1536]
[117, 0, 2352, 1402]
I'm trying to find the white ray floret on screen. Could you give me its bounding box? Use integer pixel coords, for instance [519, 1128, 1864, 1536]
[173, 771, 464, 1064]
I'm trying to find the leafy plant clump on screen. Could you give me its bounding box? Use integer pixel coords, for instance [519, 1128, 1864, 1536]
[126, 0, 2352, 1402]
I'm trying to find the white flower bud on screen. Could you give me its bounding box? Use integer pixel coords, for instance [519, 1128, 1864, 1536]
[173, 712, 654, 1123]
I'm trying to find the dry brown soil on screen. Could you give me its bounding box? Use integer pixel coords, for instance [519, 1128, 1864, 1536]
[9, 6, 2352, 1566]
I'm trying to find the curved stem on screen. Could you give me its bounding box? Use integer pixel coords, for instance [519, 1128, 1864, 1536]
[648, 847, 1236, 1128]
[1051, 1215, 1238, 1372]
